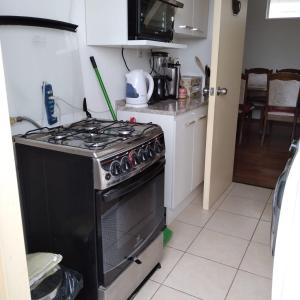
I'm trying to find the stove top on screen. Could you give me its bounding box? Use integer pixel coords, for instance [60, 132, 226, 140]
[14, 119, 163, 159]
[14, 118, 165, 189]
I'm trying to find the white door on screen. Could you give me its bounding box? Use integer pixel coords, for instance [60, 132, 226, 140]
[203, 0, 248, 209]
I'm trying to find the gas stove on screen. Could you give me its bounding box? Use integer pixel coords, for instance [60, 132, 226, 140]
[14, 118, 165, 190]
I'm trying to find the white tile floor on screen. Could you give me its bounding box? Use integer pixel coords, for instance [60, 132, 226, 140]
[134, 183, 274, 300]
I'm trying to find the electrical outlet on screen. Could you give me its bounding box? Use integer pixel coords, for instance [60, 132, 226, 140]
[42, 82, 57, 125]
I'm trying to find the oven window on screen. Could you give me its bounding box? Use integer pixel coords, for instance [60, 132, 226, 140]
[140, 0, 175, 35]
[96, 165, 164, 285]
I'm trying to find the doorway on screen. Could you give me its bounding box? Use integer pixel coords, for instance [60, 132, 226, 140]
[233, 0, 300, 189]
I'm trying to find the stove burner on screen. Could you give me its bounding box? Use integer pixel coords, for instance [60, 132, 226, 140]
[85, 126, 97, 132]
[118, 129, 133, 136]
[104, 126, 136, 137]
[53, 134, 68, 141]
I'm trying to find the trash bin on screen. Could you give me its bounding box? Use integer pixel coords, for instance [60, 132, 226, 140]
[31, 266, 83, 300]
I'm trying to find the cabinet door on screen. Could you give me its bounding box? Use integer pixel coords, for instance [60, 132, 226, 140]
[192, 0, 209, 38]
[173, 114, 195, 208]
[174, 0, 194, 37]
[191, 114, 207, 191]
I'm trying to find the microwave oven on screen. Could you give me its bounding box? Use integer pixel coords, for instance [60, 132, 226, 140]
[128, 0, 184, 42]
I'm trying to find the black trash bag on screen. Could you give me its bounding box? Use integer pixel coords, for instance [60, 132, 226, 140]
[54, 266, 83, 300]
[31, 266, 83, 300]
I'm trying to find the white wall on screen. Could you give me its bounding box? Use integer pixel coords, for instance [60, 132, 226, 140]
[244, 0, 300, 70]
[0, 0, 149, 134]
[0, 0, 213, 134]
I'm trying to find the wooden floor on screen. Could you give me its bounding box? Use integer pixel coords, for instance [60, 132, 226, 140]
[233, 120, 294, 189]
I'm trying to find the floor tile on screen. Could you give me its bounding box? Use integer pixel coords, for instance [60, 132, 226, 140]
[134, 280, 160, 300]
[168, 221, 202, 251]
[206, 211, 258, 240]
[261, 204, 272, 222]
[229, 183, 271, 202]
[151, 247, 184, 283]
[240, 242, 273, 278]
[188, 229, 249, 268]
[226, 270, 272, 300]
[177, 204, 214, 227]
[219, 195, 266, 219]
[151, 285, 200, 300]
[164, 253, 236, 300]
[192, 183, 233, 209]
[252, 221, 271, 245]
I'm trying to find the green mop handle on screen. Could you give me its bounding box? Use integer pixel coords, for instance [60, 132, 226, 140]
[90, 56, 117, 121]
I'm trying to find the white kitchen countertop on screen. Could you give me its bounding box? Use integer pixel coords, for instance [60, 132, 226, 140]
[116, 97, 208, 116]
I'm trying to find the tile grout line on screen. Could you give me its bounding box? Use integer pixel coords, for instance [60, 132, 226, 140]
[150, 184, 271, 300]
[224, 189, 273, 299]
[150, 284, 204, 300]
[155, 184, 235, 299]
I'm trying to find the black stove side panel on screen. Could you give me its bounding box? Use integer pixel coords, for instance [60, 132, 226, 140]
[15, 144, 98, 300]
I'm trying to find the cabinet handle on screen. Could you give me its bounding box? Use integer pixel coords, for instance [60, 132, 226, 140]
[179, 25, 193, 30]
[191, 28, 204, 33]
[185, 120, 196, 127]
[198, 116, 207, 121]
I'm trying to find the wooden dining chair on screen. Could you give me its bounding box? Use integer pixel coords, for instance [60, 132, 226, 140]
[245, 68, 273, 126]
[261, 72, 300, 145]
[277, 69, 300, 75]
[238, 73, 254, 144]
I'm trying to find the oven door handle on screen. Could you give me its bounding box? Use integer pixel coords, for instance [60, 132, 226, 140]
[102, 159, 165, 202]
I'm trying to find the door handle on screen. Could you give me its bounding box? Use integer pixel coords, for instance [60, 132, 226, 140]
[185, 120, 196, 127]
[217, 87, 228, 96]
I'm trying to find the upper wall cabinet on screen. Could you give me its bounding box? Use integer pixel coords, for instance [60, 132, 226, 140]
[174, 0, 209, 38]
[85, 0, 186, 49]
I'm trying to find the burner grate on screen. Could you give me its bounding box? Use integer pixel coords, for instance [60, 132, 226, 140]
[21, 119, 159, 151]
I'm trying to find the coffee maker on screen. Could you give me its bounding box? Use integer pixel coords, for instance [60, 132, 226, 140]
[149, 51, 169, 104]
[149, 52, 181, 104]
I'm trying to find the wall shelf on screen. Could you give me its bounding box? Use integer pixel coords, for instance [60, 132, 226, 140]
[88, 40, 187, 49]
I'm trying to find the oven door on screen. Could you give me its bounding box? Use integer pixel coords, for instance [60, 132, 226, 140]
[96, 158, 165, 287]
[137, 0, 178, 42]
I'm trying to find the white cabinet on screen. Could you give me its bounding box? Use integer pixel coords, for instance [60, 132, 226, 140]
[174, 0, 194, 36]
[174, 0, 209, 38]
[192, 114, 207, 190]
[117, 105, 208, 209]
[173, 113, 195, 208]
[85, 0, 186, 49]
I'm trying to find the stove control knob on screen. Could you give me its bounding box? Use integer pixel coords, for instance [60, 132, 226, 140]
[146, 145, 155, 159]
[154, 140, 163, 154]
[138, 148, 147, 162]
[121, 157, 132, 172]
[129, 151, 140, 166]
[110, 161, 122, 176]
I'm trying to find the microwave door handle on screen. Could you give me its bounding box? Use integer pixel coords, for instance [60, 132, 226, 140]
[103, 159, 165, 202]
[159, 0, 184, 8]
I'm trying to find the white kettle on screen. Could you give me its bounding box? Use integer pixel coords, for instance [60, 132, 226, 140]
[126, 70, 154, 107]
